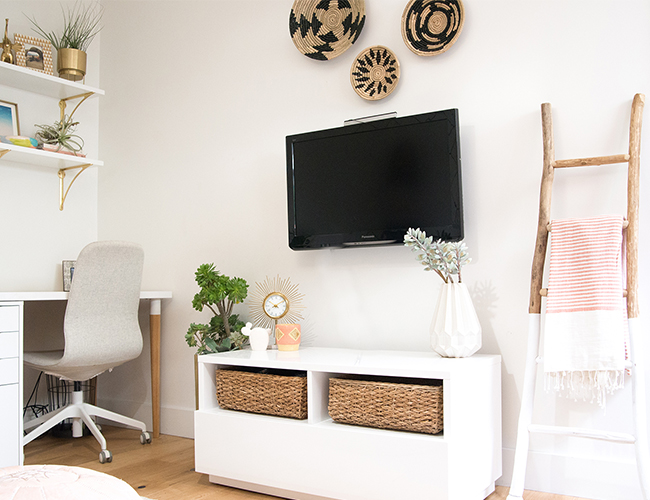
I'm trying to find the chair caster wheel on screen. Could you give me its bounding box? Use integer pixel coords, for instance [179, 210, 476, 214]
[140, 431, 152, 444]
[99, 450, 112, 463]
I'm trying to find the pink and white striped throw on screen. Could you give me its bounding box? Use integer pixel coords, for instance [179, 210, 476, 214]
[544, 215, 627, 407]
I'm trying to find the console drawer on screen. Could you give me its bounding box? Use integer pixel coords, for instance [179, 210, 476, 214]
[0, 357, 19, 386]
[0, 306, 19, 333]
[0, 331, 19, 359]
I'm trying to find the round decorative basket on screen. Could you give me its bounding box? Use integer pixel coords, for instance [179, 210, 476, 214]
[401, 0, 464, 56]
[350, 45, 400, 100]
[289, 0, 366, 61]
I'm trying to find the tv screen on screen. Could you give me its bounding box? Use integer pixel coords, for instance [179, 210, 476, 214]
[286, 109, 463, 250]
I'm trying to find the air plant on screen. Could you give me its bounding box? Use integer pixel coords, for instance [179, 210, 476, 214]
[34, 115, 84, 154]
[404, 228, 471, 283]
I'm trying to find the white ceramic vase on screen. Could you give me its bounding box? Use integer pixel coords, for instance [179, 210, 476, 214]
[430, 282, 482, 358]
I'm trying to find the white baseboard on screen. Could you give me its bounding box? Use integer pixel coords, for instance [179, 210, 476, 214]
[500, 446, 644, 500]
[95, 398, 195, 439]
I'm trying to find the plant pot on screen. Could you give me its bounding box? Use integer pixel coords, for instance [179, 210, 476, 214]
[194, 353, 199, 410]
[275, 324, 301, 351]
[57, 48, 86, 81]
[430, 282, 481, 358]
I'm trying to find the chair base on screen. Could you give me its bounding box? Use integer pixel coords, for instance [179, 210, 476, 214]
[23, 388, 150, 462]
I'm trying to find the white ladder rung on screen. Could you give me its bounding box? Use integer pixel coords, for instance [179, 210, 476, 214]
[529, 424, 636, 443]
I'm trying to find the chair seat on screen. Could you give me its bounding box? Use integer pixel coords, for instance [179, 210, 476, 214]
[0, 464, 141, 499]
[23, 350, 64, 367]
[24, 349, 121, 381]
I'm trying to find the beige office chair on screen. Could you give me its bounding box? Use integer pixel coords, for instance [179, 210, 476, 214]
[22, 241, 152, 463]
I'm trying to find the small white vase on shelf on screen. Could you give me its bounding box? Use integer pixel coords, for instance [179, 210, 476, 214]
[242, 322, 270, 351]
[430, 282, 482, 358]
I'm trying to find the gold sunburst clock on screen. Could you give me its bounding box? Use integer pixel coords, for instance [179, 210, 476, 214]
[249, 275, 305, 330]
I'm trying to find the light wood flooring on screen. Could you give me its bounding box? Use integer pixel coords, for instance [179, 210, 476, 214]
[23, 425, 591, 500]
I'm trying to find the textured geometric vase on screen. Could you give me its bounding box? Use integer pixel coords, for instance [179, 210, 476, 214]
[430, 282, 482, 358]
[275, 323, 301, 352]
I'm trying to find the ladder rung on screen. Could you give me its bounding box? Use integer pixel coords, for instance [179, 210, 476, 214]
[528, 424, 636, 443]
[552, 154, 630, 168]
[547, 220, 629, 231]
[540, 288, 627, 297]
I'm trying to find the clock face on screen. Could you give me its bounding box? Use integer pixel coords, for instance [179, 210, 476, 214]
[263, 292, 289, 320]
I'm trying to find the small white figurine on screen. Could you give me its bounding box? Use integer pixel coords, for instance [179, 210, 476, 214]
[242, 322, 270, 351]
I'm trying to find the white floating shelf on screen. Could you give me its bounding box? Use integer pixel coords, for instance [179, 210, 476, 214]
[0, 142, 102, 169]
[0, 61, 104, 99]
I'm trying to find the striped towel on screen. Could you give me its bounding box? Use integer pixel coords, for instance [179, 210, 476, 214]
[544, 215, 627, 407]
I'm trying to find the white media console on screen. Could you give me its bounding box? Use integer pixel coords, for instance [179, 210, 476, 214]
[195, 348, 502, 500]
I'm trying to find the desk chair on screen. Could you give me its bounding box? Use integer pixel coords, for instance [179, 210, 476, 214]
[22, 241, 152, 463]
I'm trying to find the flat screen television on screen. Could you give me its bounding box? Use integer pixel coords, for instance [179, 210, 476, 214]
[286, 109, 463, 250]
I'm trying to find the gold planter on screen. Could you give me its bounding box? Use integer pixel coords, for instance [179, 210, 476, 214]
[57, 48, 86, 81]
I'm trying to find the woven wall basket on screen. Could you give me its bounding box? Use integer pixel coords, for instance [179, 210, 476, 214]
[401, 0, 464, 56]
[328, 378, 443, 434]
[289, 0, 366, 61]
[215, 369, 308, 419]
[350, 45, 400, 101]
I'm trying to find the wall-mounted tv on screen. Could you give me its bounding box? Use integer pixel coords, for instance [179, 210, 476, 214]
[286, 109, 463, 250]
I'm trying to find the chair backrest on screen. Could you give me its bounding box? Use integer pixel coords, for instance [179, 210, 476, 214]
[57, 241, 144, 380]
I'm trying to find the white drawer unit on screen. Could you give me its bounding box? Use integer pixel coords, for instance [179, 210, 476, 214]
[195, 348, 502, 500]
[0, 302, 23, 467]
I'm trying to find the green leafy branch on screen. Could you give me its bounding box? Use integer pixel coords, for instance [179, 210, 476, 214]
[404, 228, 471, 283]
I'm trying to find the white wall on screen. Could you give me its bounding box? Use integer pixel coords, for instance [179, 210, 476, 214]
[0, 2, 100, 291]
[4, 0, 650, 498]
[1, 1, 102, 412]
[95, 2, 650, 498]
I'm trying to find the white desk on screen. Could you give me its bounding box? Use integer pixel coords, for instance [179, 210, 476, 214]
[0, 291, 171, 467]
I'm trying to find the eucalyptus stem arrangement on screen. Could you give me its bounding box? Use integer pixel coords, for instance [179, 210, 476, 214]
[35, 115, 84, 154]
[404, 228, 471, 283]
[26, 1, 103, 51]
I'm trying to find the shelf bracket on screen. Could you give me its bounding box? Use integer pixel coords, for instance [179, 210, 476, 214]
[59, 91, 94, 121]
[58, 163, 91, 211]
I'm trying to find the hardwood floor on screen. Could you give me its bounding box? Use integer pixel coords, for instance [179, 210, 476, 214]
[23, 425, 590, 500]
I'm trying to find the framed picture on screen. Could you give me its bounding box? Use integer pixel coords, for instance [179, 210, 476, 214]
[14, 34, 54, 76]
[62, 260, 76, 292]
[0, 100, 19, 136]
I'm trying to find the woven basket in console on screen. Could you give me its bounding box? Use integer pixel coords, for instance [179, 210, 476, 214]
[215, 369, 308, 420]
[328, 378, 443, 434]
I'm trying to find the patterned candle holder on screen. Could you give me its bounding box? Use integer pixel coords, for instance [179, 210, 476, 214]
[275, 324, 301, 351]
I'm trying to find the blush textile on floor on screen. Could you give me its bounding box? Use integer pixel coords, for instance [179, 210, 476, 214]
[0, 464, 145, 499]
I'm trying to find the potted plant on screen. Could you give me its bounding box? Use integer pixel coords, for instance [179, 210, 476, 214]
[186, 264, 248, 410]
[185, 263, 249, 355]
[26, 1, 103, 81]
[404, 228, 481, 357]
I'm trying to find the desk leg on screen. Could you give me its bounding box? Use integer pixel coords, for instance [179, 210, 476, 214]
[149, 299, 161, 438]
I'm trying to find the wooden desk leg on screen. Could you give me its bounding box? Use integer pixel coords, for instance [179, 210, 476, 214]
[150, 299, 161, 438]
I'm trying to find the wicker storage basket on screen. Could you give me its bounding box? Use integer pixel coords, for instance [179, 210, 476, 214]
[328, 377, 443, 434]
[215, 368, 308, 419]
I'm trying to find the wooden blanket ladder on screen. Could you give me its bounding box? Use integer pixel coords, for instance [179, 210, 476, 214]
[507, 94, 649, 500]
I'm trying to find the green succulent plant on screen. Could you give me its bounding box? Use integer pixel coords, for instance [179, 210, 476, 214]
[34, 115, 84, 154]
[404, 228, 471, 283]
[186, 263, 249, 354]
